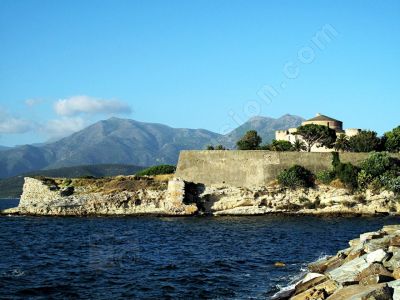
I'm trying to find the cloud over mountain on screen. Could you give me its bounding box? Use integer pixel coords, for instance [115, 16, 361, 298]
[0, 109, 34, 134]
[42, 117, 88, 140]
[54, 95, 132, 116]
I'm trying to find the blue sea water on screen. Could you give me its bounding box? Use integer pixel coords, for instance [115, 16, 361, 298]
[0, 199, 399, 299]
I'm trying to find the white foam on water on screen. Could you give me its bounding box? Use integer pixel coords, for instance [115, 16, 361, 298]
[271, 252, 330, 299]
[2, 268, 25, 278]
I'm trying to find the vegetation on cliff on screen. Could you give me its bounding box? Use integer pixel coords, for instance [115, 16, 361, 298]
[277, 165, 315, 189]
[277, 152, 400, 196]
[135, 165, 176, 176]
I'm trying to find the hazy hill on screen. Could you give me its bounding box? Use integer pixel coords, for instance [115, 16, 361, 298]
[0, 115, 303, 178]
[0, 118, 221, 178]
[0, 146, 10, 151]
[41, 118, 221, 169]
[0, 164, 145, 198]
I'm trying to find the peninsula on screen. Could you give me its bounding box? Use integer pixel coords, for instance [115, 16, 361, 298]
[2, 151, 400, 217]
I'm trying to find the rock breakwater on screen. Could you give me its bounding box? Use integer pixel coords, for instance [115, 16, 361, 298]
[274, 224, 400, 300]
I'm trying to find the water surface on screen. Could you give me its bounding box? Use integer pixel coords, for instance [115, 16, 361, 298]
[0, 208, 398, 299]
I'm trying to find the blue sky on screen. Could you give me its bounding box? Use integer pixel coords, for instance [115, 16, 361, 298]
[0, 0, 399, 146]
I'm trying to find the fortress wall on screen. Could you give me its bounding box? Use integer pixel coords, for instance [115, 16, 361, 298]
[175, 151, 400, 188]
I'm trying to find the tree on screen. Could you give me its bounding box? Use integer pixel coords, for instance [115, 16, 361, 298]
[136, 165, 176, 176]
[269, 140, 293, 151]
[334, 134, 350, 152]
[348, 130, 381, 152]
[292, 140, 307, 152]
[215, 144, 227, 150]
[236, 130, 262, 150]
[259, 144, 271, 150]
[384, 126, 400, 152]
[206, 144, 227, 150]
[295, 124, 337, 152]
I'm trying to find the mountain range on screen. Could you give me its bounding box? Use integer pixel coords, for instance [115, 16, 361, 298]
[0, 114, 303, 178]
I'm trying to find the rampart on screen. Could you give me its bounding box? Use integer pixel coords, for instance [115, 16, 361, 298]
[175, 151, 400, 188]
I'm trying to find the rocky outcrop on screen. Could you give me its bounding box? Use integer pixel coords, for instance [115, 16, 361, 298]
[194, 184, 399, 216]
[273, 224, 400, 300]
[1, 176, 399, 216]
[2, 177, 197, 216]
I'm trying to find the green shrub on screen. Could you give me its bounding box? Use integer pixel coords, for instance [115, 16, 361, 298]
[357, 170, 373, 190]
[215, 145, 227, 150]
[379, 170, 397, 186]
[334, 162, 360, 190]
[206, 145, 227, 150]
[277, 165, 315, 189]
[330, 152, 360, 190]
[386, 176, 400, 194]
[136, 165, 176, 176]
[361, 152, 392, 178]
[332, 152, 340, 168]
[316, 170, 335, 184]
[368, 178, 383, 194]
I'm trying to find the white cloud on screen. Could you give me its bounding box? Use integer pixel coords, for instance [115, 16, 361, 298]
[42, 117, 87, 140]
[25, 98, 43, 107]
[0, 109, 34, 134]
[54, 95, 132, 116]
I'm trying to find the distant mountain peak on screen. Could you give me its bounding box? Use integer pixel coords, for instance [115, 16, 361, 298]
[248, 115, 273, 122]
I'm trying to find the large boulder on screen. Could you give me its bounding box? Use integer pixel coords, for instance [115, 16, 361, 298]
[328, 250, 389, 285]
[291, 280, 338, 300]
[326, 283, 392, 300]
[356, 263, 393, 283]
[294, 273, 327, 295]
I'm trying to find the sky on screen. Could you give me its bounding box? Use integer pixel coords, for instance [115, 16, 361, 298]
[0, 0, 399, 146]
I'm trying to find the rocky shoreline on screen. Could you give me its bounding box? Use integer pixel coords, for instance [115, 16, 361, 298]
[1, 176, 399, 217]
[273, 224, 400, 300]
[2, 176, 400, 217]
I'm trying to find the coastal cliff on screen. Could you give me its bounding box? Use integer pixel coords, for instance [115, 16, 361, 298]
[2, 176, 399, 216]
[274, 224, 400, 299]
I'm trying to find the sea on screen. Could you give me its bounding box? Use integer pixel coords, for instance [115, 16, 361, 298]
[0, 198, 399, 299]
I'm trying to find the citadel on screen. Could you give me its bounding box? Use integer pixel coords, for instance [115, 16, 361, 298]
[275, 113, 361, 152]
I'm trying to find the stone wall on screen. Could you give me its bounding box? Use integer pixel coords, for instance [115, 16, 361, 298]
[175, 151, 400, 188]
